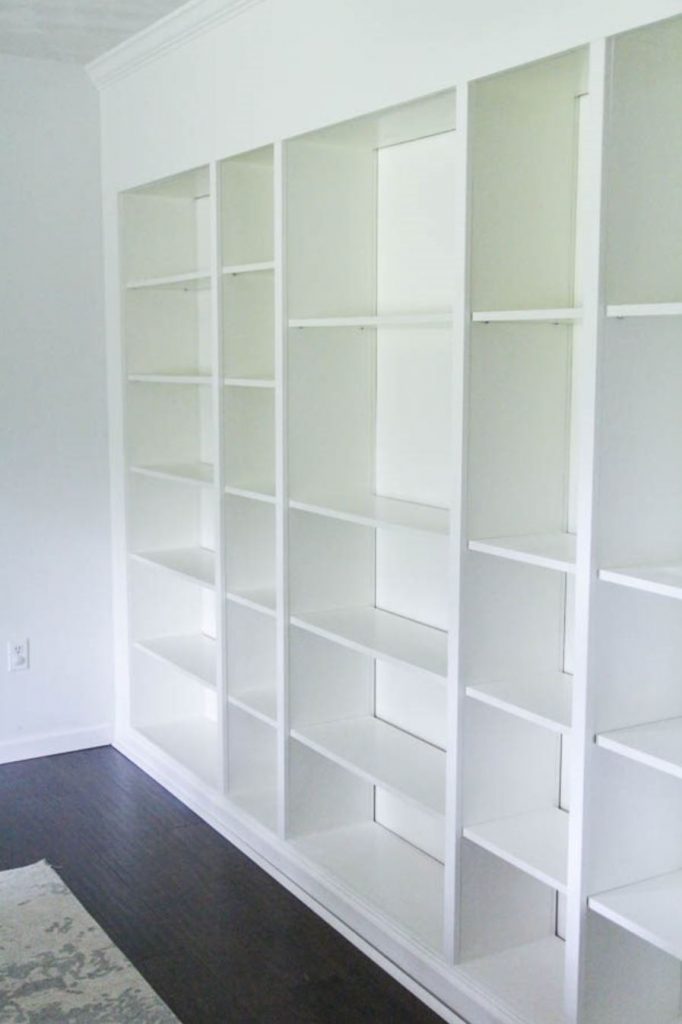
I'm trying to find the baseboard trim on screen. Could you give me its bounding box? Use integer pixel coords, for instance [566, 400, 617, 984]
[0, 724, 113, 766]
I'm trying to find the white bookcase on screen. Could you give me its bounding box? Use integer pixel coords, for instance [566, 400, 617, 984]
[116, 15, 682, 1024]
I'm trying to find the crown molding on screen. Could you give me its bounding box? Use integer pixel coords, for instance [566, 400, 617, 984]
[86, 0, 266, 89]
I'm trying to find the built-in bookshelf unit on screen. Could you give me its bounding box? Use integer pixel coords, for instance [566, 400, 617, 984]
[114, 14, 682, 1024]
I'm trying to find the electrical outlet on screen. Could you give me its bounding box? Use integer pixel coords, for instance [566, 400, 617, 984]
[7, 639, 29, 672]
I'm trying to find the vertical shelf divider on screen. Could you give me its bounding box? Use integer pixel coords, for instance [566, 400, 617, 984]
[274, 141, 289, 840]
[563, 37, 610, 1024]
[210, 160, 230, 793]
[444, 81, 472, 966]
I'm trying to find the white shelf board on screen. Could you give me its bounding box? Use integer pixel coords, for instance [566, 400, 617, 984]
[590, 870, 682, 962]
[469, 532, 576, 574]
[600, 564, 682, 602]
[289, 313, 452, 329]
[135, 633, 216, 688]
[290, 606, 447, 680]
[131, 547, 215, 589]
[128, 373, 211, 385]
[458, 937, 566, 1024]
[224, 483, 276, 505]
[229, 787, 278, 833]
[126, 270, 210, 290]
[472, 307, 580, 323]
[289, 493, 449, 536]
[293, 821, 443, 952]
[130, 462, 213, 487]
[136, 716, 220, 788]
[597, 717, 682, 781]
[463, 807, 569, 893]
[224, 377, 275, 389]
[465, 672, 572, 734]
[607, 302, 682, 319]
[221, 261, 275, 275]
[226, 587, 277, 617]
[291, 716, 445, 816]
[228, 687, 277, 728]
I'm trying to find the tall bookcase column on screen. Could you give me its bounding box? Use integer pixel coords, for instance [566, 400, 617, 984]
[122, 166, 222, 788]
[562, 37, 610, 1024]
[457, 46, 589, 1023]
[284, 92, 456, 953]
[581, 18, 682, 1024]
[209, 160, 229, 795]
[220, 146, 279, 832]
[444, 78, 472, 966]
[274, 140, 289, 840]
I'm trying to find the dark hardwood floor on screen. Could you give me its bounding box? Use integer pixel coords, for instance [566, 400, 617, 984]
[0, 746, 445, 1024]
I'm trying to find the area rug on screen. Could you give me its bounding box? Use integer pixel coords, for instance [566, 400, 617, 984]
[0, 861, 180, 1023]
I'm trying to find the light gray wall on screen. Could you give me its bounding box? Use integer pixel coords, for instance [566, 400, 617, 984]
[0, 53, 112, 760]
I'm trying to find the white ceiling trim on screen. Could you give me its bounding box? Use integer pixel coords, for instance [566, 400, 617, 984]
[87, 0, 265, 89]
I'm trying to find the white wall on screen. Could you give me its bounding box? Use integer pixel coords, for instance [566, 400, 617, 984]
[0, 54, 113, 762]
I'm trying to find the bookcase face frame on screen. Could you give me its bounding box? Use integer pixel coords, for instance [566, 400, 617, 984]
[115, 15, 682, 1024]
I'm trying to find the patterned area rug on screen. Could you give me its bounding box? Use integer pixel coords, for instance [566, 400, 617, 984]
[0, 861, 180, 1023]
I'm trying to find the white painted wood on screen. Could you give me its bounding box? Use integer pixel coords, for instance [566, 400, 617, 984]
[459, 937, 567, 1024]
[291, 607, 447, 679]
[228, 688, 277, 727]
[130, 461, 213, 486]
[135, 633, 216, 688]
[291, 716, 446, 815]
[466, 322, 575, 544]
[600, 564, 682, 602]
[226, 599, 276, 723]
[224, 483, 275, 503]
[458, 840, 557, 969]
[226, 586, 276, 616]
[126, 270, 210, 290]
[470, 50, 586, 311]
[224, 386, 275, 495]
[294, 821, 444, 954]
[444, 77, 471, 966]
[464, 808, 569, 893]
[606, 302, 682, 318]
[128, 374, 211, 384]
[375, 661, 447, 750]
[137, 716, 220, 788]
[465, 672, 572, 734]
[590, 870, 682, 962]
[583, 909, 682, 1024]
[289, 314, 452, 328]
[289, 493, 449, 536]
[131, 547, 215, 588]
[561, 38, 609, 1024]
[597, 718, 682, 780]
[106, 15, 682, 1024]
[222, 261, 275, 275]
[472, 308, 580, 323]
[375, 788, 446, 864]
[468, 533, 576, 573]
[222, 266, 274, 380]
[606, 17, 682, 305]
[228, 704, 278, 830]
[376, 529, 449, 632]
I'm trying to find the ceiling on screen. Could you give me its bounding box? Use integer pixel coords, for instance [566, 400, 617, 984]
[0, 0, 189, 64]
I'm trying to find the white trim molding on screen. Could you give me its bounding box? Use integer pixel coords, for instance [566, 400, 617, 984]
[0, 724, 113, 766]
[86, 0, 267, 89]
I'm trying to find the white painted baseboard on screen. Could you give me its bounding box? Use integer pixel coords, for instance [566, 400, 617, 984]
[0, 724, 113, 765]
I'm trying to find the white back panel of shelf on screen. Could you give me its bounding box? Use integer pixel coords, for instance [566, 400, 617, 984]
[598, 317, 682, 568]
[606, 17, 682, 304]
